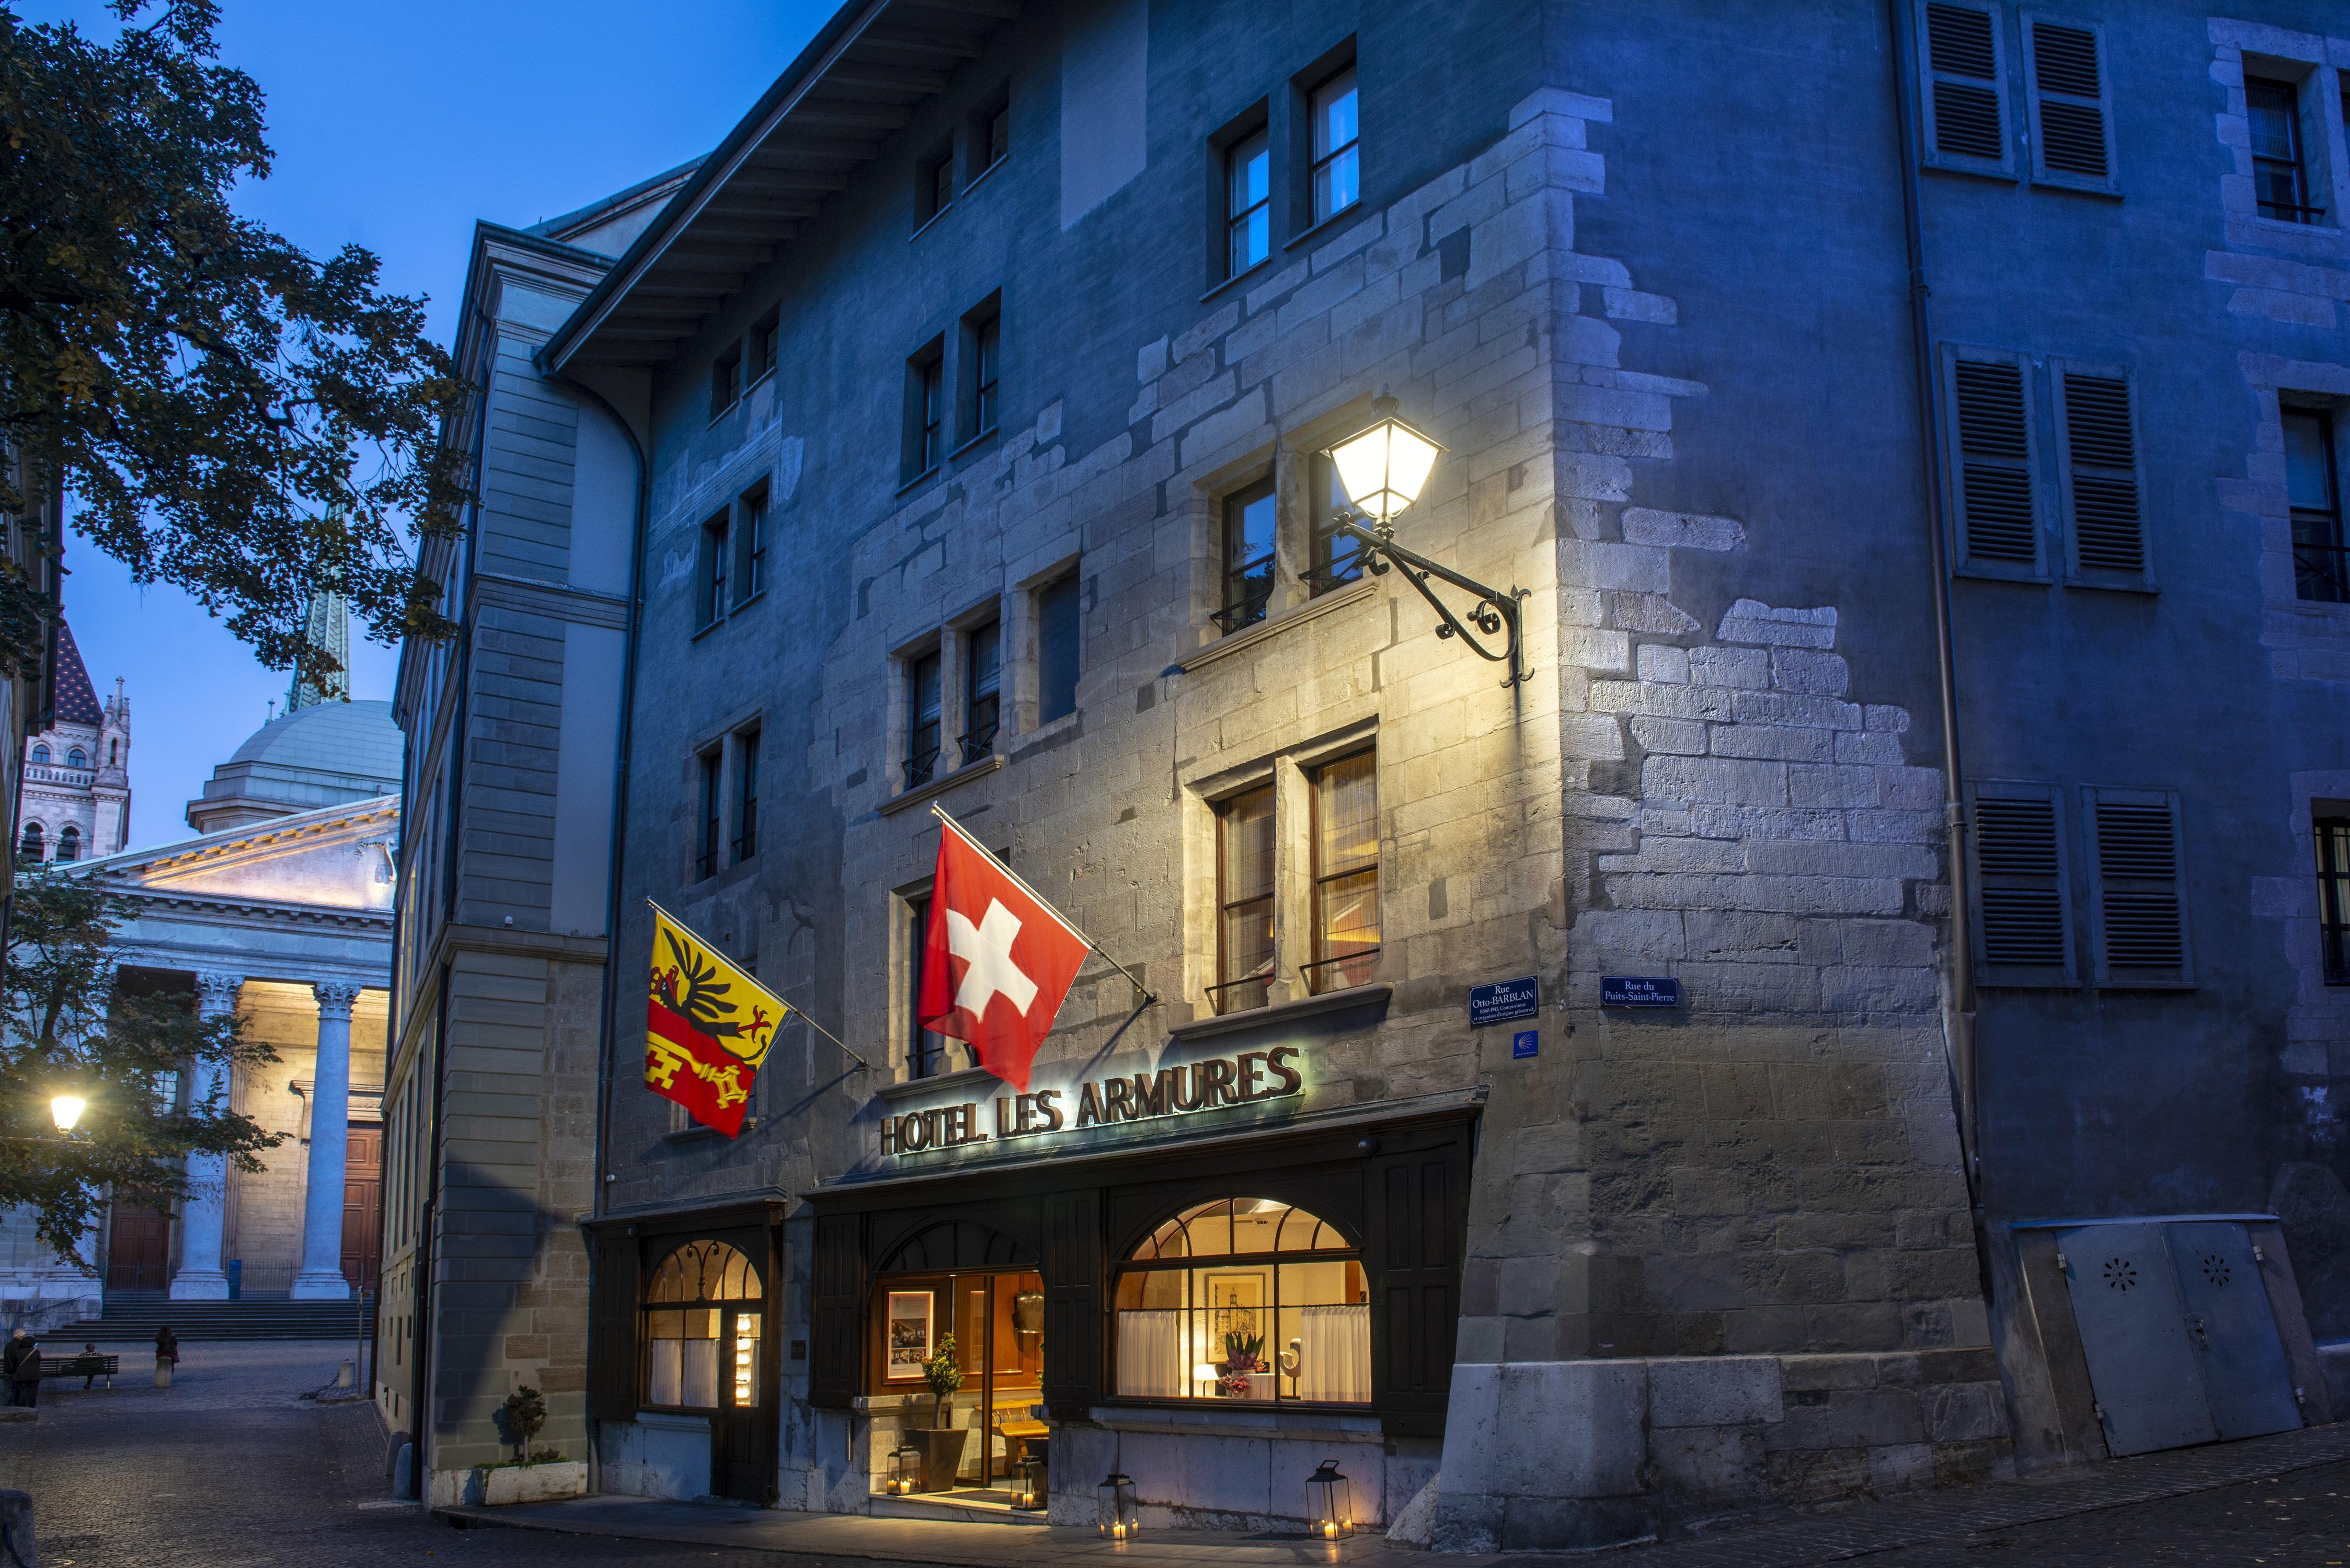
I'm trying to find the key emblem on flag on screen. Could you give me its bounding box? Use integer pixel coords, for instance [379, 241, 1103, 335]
[646, 903, 788, 1137]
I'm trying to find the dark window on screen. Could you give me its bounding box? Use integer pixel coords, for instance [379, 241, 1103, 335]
[16, 823, 39, 861]
[2318, 816, 2350, 985]
[967, 307, 1002, 442]
[2056, 368, 2145, 580]
[907, 650, 943, 788]
[1216, 479, 1277, 633]
[963, 619, 1001, 764]
[920, 148, 954, 224]
[1227, 128, 1270, 277]
[1306, 751, 1379, 995]
[27, 745, 43, 765]
[65, 748, 84, 769]
[983, 103, 1010, 171]
[1037, 574, 1081, 724]
[1922, 2, 2007, 166]
[2247, 78, 2323, 223]
[1211, 783, 1276, 1015]
[909, 895, 949, 1077]
[696, 751, 721, 879]
[747, 312, 779, 385]
[905, 348, 945, 480]
[711, 342, 741, 418]
[735, 489, 769, 604]
[697, 511, 730, 629]
[1950, 354, 2038, 570]
[1309, 66, 1359, 225]
[2286, 408, 2345, 603]
[732, 731, 759, 864]
[1306, 454, 1366, 594]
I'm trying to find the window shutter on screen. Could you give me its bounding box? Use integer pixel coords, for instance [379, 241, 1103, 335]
[2053, 363, 2151, 587]
[2084, 787, 2192, 987]
[1945, 348, 2044, 576]
[1039, 1191, 1102, 1420]
[2023, 15, 2115, 191]
[1369, 1132, 1470, 1437]
[586, 1228, 639, 1420]
[807, 1213, 865, 1410]
[1968, 781, 2076, 986]
[1920, 2, 2013, 175]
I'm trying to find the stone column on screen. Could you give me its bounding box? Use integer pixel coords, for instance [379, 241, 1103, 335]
[290, 982, 361, 1300]
[169, 971, 243, 1300]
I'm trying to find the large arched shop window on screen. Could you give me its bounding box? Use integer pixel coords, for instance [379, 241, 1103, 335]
[1113, 1197, 1369, 1404]
[641, 1240, 762, 1411]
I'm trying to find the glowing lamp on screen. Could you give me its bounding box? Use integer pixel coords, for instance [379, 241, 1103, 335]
[49, 1096, 85, 1134]
[1325, 395, 1443, 526]
[1304, 1458, 1354, 1540]
[885, 1442, 923, 1496]
[1097, 1470, 1139, 1539]
[1012, 1452, 1047, 1511]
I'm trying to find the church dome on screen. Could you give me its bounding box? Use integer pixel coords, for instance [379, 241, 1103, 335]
[185, 699, 402, 836]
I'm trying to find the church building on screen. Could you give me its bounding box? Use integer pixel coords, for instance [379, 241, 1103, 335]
[16, 621, 129, 865]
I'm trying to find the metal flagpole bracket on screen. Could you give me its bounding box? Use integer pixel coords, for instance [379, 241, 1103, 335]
[929, 804, 1159, 1006]
[1332, 512, 1529, 687]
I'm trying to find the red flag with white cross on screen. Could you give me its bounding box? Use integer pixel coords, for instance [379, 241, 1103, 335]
[918, 811, 1092, 1092]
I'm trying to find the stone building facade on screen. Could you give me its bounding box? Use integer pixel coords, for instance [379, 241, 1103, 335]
[392, 0, 2349, 1548]
[17, 622, 128, 865]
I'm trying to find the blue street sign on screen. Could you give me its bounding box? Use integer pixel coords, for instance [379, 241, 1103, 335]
[1469, 976, 1540, 1027]
[1511, 1029, 1539, 1059]
[1601, 975, 1681, 1008]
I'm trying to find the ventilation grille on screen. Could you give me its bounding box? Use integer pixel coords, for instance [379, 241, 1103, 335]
[1977, 795, 2066, 967]
[1956, 360, 2036, 563]
[2065, 374, 2143, 574]
[1928, 5, 2004, 161]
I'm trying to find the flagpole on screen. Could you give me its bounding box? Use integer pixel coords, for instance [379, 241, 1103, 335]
[646, 897, 875, 1074]
[928, 804, 1159, 1006]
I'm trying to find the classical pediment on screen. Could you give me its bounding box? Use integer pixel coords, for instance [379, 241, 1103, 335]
[78, 796, 399, 916]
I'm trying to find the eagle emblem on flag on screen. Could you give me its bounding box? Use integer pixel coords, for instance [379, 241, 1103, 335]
[646, 903, 788, 1137]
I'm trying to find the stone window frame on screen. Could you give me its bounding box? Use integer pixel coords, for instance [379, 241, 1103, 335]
[2209, 21, 2350, 261]
[1013, 557, 1084, 736]
[885, 592, 1007, 800]
[685, 709, 766, 883]
[1204, 98, 1273, 290]
[1179, 720, 1382, 1021]
[2234, 364, 2350, 673]
[1187, 400, 1385, 650]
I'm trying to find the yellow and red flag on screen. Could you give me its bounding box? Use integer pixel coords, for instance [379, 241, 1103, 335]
[646, 902, 787, 1137]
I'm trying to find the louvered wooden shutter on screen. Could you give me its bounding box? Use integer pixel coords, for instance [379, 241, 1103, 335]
[1370, 1138, 1470, 1437]
[1921, 2, 2012, 174]
[2054, 363, 2151, 586]
[1969, 781, 2075, 986]
[2085, 787, 2192, 987]
[1946, 349, 2043, 574]
[1039, 1191, 1102, 1419]
[807, 1212, 865, 1410]
[586, 1228, 639, 1420]
[2023, 15, 2115, 190]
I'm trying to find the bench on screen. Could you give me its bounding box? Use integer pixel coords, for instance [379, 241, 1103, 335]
[38, 1354, 118, 1388]
[987, 1409, 1049, 1477]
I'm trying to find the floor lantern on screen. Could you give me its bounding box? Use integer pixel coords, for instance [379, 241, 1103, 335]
[1097, 1470, 1139, 1539]
[1305, 1458, 1355, 1540]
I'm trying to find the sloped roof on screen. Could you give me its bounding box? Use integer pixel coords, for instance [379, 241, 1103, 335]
[223, 699, 402, 779]
[51, 621, 101, 725]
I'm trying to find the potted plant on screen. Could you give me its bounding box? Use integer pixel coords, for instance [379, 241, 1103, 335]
[467, 1386, 585, 1505]
[1219, 1329, 1266, 1399]
[907, 1333, 968, 1491]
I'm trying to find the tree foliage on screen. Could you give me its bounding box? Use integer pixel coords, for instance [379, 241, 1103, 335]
[0, 865, 281, 1261]
[0, 0, 466, 685]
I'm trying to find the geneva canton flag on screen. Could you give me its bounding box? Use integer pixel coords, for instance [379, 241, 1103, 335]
[646, 903, 788, 1136]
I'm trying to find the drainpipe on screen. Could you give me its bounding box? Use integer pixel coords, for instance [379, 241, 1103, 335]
[1885, 0, 1981, 1201]
[544, 366, 650, 1504]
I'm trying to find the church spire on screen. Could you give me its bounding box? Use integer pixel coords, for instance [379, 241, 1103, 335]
[286, 590, 350, 713]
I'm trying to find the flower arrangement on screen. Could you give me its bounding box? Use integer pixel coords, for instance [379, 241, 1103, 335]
[1218, 1329, 1266, 1397]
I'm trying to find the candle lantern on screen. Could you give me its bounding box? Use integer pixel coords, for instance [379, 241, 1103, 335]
[1304, 1459, 1354, 1540]
[1096, 1470, 1140, 1539]
[1011, 1452, 1048, 1511]
[885, 1442, 923, 1496]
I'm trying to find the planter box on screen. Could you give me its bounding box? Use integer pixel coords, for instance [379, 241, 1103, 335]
[908, 1427, 970, 1492]
[471, 1459, 586, 1506]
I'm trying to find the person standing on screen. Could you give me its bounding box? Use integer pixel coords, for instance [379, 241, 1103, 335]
[4, 1330, 41, 1408]
[153, 1325, 178, 1389]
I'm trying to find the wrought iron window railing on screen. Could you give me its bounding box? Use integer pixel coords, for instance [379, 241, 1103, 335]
[1299, 948, 1380, 996]
[1202, 972, 1273, 1017]
[903, 747, 942, 790]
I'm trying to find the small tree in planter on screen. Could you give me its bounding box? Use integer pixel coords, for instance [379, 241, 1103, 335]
[909, 1334, 968, 1492]
[499, 1385, 548, 1463]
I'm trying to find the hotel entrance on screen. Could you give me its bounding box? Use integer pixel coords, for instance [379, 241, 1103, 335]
[873, 1266, 1046, 1493]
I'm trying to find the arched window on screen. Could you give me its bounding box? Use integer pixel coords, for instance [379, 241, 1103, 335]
[107, 740, 117, 764]
[64, 748, 84, 769]
[28, 745, 45, 765]
[17, 823, 40, 860]
[641, 1240, 761, 1411]
[1114, 1197, 1369, 1404]
[55, 826, 78, 862]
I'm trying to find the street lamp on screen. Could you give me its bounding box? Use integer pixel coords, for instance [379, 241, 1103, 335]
[1322, 393, 1529, 687]
[49, 1095, 85, 1134]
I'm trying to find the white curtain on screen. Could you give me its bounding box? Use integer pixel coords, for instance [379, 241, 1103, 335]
[1296, 1305, 1370, 1403]
[1116, 1309, 1186, 1397]
[648, 1338, 683, 1406]
[682, 1338, 719, 1408]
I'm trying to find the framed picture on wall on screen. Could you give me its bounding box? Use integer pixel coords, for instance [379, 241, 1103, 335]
[886, 1290, 934, 1376]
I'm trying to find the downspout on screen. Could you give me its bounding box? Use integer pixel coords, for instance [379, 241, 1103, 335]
[544, 366, 650, 1503]
[1885, 0, 1981, 1200]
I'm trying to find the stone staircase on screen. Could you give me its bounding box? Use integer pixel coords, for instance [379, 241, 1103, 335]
[79, 1292, 374, 1343]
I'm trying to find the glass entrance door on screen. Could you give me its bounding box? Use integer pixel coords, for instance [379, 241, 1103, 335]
[882, 1269, 1044, 1488]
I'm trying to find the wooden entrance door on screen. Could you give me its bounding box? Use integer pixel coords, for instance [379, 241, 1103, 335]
[107, 1204, 170, 1291]
[341, 1125, 382, 1291]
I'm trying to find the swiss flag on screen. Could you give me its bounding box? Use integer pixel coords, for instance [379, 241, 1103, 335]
[919, 815, 1091, 1092]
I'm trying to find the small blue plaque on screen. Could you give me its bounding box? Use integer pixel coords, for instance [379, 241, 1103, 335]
[1601, 975, 1681, 1008]
[1511, 1029, 1539, 1059]
[1469, 976, 1540, 1027]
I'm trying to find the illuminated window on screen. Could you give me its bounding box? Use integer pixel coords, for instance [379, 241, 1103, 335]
[1306, 752, 1380, 995]
[1308, 66, 1360, 225]
[1211, 783, 1275, 1016]
[1226, 128, 1269, 276]
[1216, 479, 1276, 635]
[1113, 1198, 1368, 1404]
[641, 1240, 762, 1412]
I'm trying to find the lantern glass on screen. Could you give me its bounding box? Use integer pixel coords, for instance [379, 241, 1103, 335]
[1097, 1470, 1140, 1539]
[887, 1442, 923, 1496]
[1326, 409, 1442, 525]
[1012, 1452, 1047, 1511]
[49, 1096, 85, 1134]
[1304, 1459, 1354, 1540]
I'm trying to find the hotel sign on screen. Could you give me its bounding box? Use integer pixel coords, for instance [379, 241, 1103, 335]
[878, 1044, 1303, 1159]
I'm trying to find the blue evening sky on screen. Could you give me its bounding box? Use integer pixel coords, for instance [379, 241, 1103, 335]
[35, 0, 832, 850]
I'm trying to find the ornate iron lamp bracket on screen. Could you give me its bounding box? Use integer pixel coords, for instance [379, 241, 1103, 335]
[1332, 514, 1530, 687]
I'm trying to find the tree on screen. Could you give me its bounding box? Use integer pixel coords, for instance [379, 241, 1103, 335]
[0, 0, 466, 688]
[0, 864, 280, 1260]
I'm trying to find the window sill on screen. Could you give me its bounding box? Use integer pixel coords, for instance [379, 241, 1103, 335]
[896, 465, 940, 498]
[878, 753, 1003, 816]
[1171, 981, 1391, 1044]
[730, 590, 766, 617]
[1088, 1402, 1383, 1443]
[2061, 574, 2158, 596]
[949, 426, 999, 463]
[1283, 202, 1369, 253]
[1177, 579, 1375, 674]
[706, 400, 740, 428]
[964, 155, 1007, 197]
[631, 1411, 713, 1431]
[1200, 258, 1272, 305]
[1919, 159, 2019, 186]
[691, 616, 725, 643]
[2027, 174, 2122, 201]
[745, 367, 776, 394]
[909, 204, 953, 241]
